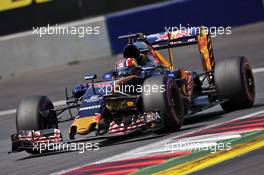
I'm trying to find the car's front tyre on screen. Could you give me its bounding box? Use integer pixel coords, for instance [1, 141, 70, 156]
[16, 95, 57, 154]
[142, 75, 184, 132]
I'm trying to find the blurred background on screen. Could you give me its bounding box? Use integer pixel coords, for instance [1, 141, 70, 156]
[0, 0, 166, 36]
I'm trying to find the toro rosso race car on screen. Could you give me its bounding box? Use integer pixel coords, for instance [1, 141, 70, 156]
[10, 26, 255, 154]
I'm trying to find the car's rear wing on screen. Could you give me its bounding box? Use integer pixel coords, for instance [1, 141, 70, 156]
[118, 30, 198, 50]
[145, 28, 198, 50]
[147, 27, 215, 72]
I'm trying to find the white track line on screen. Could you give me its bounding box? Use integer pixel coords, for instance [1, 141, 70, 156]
[0, 109, 17, 116]
[0, 67, 264, 117]
[252, 67, 264, 73]
[0, 100, 65, 116]
[53, 109, 264, 175]
[53, 100, 66, 106]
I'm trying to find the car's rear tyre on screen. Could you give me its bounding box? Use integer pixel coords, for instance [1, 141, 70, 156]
[16, 96, 57, 154]
[142, 75, 184, 132]
[214, 56, 255, 112]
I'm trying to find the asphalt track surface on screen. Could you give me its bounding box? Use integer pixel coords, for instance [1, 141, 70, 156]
[192, 147, 264, 175]
[0, 22, 264, 175]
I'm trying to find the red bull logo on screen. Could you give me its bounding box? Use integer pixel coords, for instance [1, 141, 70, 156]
[156, 31, 190, 42]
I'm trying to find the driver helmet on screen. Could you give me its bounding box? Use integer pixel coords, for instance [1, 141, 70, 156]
[115, 57, 138, 77]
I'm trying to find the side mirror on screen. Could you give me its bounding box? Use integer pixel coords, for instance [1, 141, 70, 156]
[84, 74, 97, 80]
[102, 71, 115, 80]
[84, 74, 97, 95]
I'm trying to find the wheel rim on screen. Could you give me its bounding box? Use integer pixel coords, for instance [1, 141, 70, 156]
[245, 68, 255, 97]
[169, 83, 183, 121]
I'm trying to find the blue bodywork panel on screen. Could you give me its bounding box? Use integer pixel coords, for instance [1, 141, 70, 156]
[77, 81, 115, 118]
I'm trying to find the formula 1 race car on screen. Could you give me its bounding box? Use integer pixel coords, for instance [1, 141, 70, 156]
[10, 26, 255, 154]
